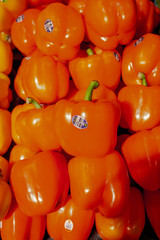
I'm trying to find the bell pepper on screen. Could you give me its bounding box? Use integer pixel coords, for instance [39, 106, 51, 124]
[11, 8, 41, 56]
[46, 195, 95, 240]
[83, 0, 137, 50]
[0, 37, 13, 75]
[68, 150, 130, 218]
[135, 0, 160, 38]
[54, 80, 121, 157]
[35, 3, 85, 60]
[11, 103, 36, 145]
[95, 187, 145, 240]
[14, 49, 70, 104]
[14, 100, 60, 153]
[143, 189, 160, 239]
[10, 150, 70, 216]
[0, 0, 27, 32]
[121, 125, 160, 191]
[9, 144, 37, 169]
[0, 73, 12, 109]
[0, 109, 12, 155]
[118, 73, 160, 132]
[1, 197, 45, 240]
[122, 33, 160, 86]
[69, 47, 121, 91]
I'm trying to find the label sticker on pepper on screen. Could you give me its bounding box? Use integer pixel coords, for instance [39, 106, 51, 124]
[64, 219, 73, 232]
[113, 52, 120, 61]
[134, 37, 144, 46]
[16, 15, 24, 23]
[44, 19, 54, 33]
[72, 115, 88, 129]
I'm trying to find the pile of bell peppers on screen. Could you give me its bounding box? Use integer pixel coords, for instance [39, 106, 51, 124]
[0, 0, 160, 239]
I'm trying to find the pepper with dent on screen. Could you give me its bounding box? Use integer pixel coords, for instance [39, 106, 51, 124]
[10, 150, 70, 216]
[14, 49, 70, 104]
[122, 33, 160, 86]
[68, 150, 130, 218]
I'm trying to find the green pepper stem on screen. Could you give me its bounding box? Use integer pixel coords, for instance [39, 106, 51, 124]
[86, 48, 94, 56]
[138, 72, 148, 86]
[84, 80, 99, 101]
[26, 97, 42, 109]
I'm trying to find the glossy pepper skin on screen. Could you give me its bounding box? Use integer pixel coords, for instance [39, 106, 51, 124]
[35, 3, 85, 60]
[28, 0, 68, 8]
[121, 125, 160, 191]
[83, 0, 137, 50]
[1, 197, 45, 240]
[122, 33, 160, 86]
[143, 189, 160, 239]
[9, 144, 37, 169]
[0, 73, 12, 109]
[47, 196, 95, 240]
[118, 85, 160, 132]
[135, 0, 160, 38]
[68, 151, 130, 218]
[0, 0, 27, 32]
[11, 9, 41, 56]
[95, 187, 145, 240]
[15, 102, 60, 153]
[54, 81, 121, 157]
[68, 0, 86, 16]
[11, 103, 36, 145]
[0, 38, 13, 75]
[14, 49, 70, 104]
[10, 150, 70, 216]
[0, 109, 12, 155]
[69, 47, 121, 91]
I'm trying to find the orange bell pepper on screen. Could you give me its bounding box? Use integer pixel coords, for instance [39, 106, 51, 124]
[68, 150, 130, 218]
[1, 197, 46, 240]
[0, 38, 13, 75]
[0, 73, 12, 109]
[0, 109, 12, 155]
[10, 150, 69, 216]
[121, 125, 160, 191]
[11, 103, 36, 145]
[118, 73, 160, 132]
[95, 187, 145, 240]
[47, 195, 95, 240]
[35, 3, 85, 60]
[122, 33, 160, 86]
[54, 80, 121, 157]
[135, 0, 160, 38]
[14, 49, 70, 104]
[0, 0, 27, 32]
[143, 189, 160, 239]
[69, 47, 121, 91]
[83, 0, 137, 50]
[14, 100, 60, 153]
[11, 8, 41, 56]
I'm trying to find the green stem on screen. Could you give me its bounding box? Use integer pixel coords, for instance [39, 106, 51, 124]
[84, 80, 99, 101]
[138, 72, 148, 86]
[26, 97, 42, 109]
[86, 48, 94, 56]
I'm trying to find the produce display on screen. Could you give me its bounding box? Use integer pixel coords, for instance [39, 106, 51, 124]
[0, 0, 160, 239]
